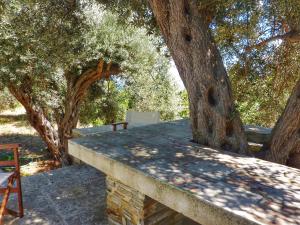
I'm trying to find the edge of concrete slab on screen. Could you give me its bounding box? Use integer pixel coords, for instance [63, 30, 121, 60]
[69, 140, 260, 225]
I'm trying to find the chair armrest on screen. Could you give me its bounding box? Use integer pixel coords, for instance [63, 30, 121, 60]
[0, 144, 20, 171]
[0, 144, 19, 150]
[111, 122, 128, 131]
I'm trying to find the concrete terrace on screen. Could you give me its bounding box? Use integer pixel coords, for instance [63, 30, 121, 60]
[4, 165, 108, 225]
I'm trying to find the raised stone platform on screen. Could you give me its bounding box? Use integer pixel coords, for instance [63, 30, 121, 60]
[73, 123, 160, 138]
[74, 122, 272, 145]
[106, 176, 197, 225]
[244, 125, 272, 144]
[69, 120, 300, 225]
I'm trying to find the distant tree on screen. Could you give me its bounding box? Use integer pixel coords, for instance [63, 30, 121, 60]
[0, 88, 19, 112]
[178, 90, 189, 119]
[0, 0, 176, 164]
[79, 81, 123, 126]
[79, 57, 179, 125]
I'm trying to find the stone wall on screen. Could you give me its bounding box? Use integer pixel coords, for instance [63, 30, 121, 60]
[106, 177, 198, 225]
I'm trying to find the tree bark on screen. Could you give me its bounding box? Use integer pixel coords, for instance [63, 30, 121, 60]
[148, 0, 248, 154]
[263, 79, 300, 168]
[57, 60, 117, 160]
[8, 84, 63, 162]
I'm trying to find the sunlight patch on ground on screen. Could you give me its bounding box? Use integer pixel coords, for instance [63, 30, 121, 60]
[0, 107, 59, 175]
[0, 107, 36, 135]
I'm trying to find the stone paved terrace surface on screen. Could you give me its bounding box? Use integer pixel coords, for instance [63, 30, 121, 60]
[69, 119, 300, 225]
[244, 125, 272, 144]
[74, 122, 272, 144]
[4, 165, 108, 225]
[73, 123, 159, 137]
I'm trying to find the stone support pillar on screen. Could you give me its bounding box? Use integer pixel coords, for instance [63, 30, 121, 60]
[106, 176, 197, 225]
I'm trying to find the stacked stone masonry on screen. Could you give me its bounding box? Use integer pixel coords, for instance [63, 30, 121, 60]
[106, 177, 198, 225]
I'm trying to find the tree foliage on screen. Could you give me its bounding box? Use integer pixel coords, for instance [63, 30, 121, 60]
[213, 0, 300, 127]
[97, 0, 300, 127]
[0, 0, 178, 163]
[0, 88, 19, 112]
[78, 11, 179, 125]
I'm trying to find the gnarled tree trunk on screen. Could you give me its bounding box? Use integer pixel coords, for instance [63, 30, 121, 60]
[56, 60, 116, 163]
[263, 79, 300, 168]
[149, 0, 248, 154]
[8, 84, 63, 162]
[8, 60, 120, 165]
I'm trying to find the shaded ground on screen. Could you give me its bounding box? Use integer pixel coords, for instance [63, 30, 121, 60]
[0, 108, 58, 175]
[1, 108, 108, 224]
[4, 165, 108, 225]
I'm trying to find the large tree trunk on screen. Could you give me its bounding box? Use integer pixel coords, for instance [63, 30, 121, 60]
[149, 0, 248, 154]
[263, 79, 300, 168]
[8, 84, 65, 162]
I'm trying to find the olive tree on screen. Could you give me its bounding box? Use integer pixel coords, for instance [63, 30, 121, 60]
[0, 0, 176, 164]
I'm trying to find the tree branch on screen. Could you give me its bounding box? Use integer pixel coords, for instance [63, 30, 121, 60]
[246, 30, 300, 51]
[61, 59, 121, 136]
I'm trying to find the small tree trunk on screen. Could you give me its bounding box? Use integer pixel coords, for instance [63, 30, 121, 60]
[55, 60, 118, 163]
[263, 79, 300, 168]
[57, 96, 82, 165]
[149, 0, 248, 154]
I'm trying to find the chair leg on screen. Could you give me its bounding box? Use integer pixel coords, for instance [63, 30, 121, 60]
[0, 179, 13, 225]
[16, 175, 23, 218]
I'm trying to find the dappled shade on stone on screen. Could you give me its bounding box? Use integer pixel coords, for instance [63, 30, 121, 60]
[70, 120, 300, 225]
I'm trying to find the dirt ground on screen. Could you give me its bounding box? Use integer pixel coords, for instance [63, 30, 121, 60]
[0, 107, 59, 175]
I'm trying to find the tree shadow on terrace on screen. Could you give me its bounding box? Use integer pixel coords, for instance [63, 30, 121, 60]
[72, 120, 300, 225]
